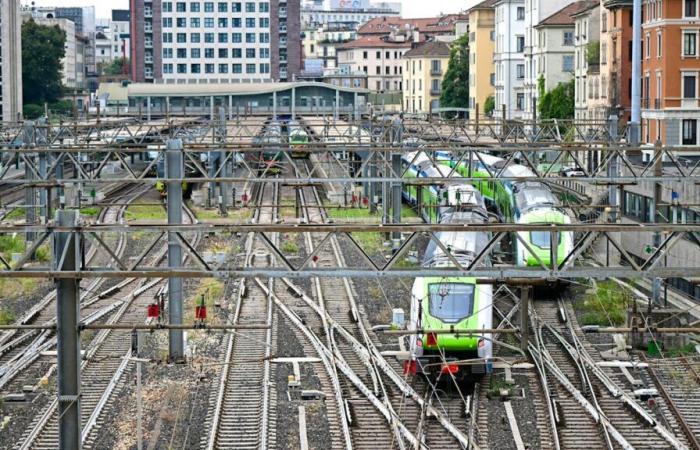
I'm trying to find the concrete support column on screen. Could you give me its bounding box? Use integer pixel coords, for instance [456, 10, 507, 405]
[629, 0, 642, 145]
[520, 287, 530, 352]
[369, 155, 377, 214]
[291, 87, 296, 118]
[335, 89, 340, 121]
[146, 97, 151, 121]
[353, 92, 359, 120]
[25, 155, 36, 243]
[210, 96, 215, 121]
[273, 91, 277, 119]
[392, 153, 402, 243]
[54, 209, 82, 450]
[228, 95, 233, 120]
[166, 139, 184, 361]
[165, 97, 170, 118]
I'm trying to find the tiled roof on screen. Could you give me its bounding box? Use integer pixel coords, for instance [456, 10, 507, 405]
[537, 1, 591, 27]
[403, 41, 451, 58]
[468, 0, 499, 12]
[337, 35, 414, 49]
[358, 14, 469, 36]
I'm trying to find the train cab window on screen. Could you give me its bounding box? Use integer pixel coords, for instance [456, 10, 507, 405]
[530, 231, 561, 249]
[428, 283, 475, 324]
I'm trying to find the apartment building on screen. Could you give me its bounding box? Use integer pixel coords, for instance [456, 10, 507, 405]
[29, 17, 80, 89]
[130, 0, 301, 83]
[602, 0, 633, 123]
[402, 40, 450, 114]
[358, 15, 468, 42]
[467, 0, 496, 119]
[301, 2, 400, 29]
[572, 2, 601, 120]
[336, 33, 411, 92]
[112, 10, 131, 62]
[303, 23, 356, 70]
[493, 0, 526, 119]
[0, 0, 22, 122]
[641, 0, 700, 146]
[531, 3, 578, 105]
[522, 0, 577, 121]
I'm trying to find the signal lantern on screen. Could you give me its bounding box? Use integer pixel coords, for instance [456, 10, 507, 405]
[147, 303, 160, 319]
[426, 332, 438, 347]
[441, 364, 459, 375]
[403, 359, 417, 375]
[195, 294, 207, 321]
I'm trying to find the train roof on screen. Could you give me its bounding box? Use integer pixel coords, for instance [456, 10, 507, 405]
[514, 182, 560, 213]
[423, 228, 490, 267]
[493, 162, 536, 178]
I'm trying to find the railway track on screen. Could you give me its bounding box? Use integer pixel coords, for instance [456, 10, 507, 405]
[530, 298, 690, 450]
[13, 195, 200, 450]
[203, 180, 278, 450]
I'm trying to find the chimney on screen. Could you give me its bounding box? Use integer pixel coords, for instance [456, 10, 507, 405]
[413, 29, 420, 43]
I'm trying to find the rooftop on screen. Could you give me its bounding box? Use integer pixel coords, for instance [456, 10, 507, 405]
[467, 0, 499, 12]
[337, 35, 414, 49]
[403, 40, 451, 58]
[357, 14, 468, 36]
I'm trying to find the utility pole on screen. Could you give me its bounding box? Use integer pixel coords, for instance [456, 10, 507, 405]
[629, 0, 642, 145]
[391, 153, 402, 247]
[520, 286, 531, 352]
[652, 140, 663, 306]
[166, 139, 184, 361]
[54, 209, 82, 450]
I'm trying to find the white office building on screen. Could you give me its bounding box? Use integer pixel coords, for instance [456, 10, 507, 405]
[522, 0, 576, 121]
[493, 0, 526, 119]
[0, 0, 22, 122]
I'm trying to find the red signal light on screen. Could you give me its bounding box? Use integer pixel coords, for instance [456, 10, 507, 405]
[441, 364, 459, 375]
[426, 332, 437, 347]
[147, 303, 160, 319]
[403, 360, 417, 375]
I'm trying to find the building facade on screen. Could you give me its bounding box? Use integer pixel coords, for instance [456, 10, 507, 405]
[302, 23, 356, 70]
[641, 0, 700, 146]
[130, 0, 301, 83]
[31, 18, 80, 89]
[522, 0, 577, 121]
[467, 0, 496, 119]
[573, 2, 601, 120]
[531, 3, 578, 111]
[402, 41, 450, 114]
[602, 0, 633, 123]
[493, 0, 526, 119]
[301, 6, 400, 29]
[0, 0, 22, 122]
[336, 33, 411, 92]
[111, 10, 131, 65]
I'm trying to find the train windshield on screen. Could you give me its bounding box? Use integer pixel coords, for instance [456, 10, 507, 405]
[428, 283, 475, 324]
[530, 231, 561, 249]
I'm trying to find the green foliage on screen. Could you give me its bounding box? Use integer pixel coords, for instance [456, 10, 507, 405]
[3, 208, 25, 221]
[538, 79, 575, 120]
[22, 20, 66, 105]
[579, 281, 630, 326]
[587, 41, 600, 67]
[49, 100, 74, 116]
[281, 240, 299, 254]
[484, 95, 495, 117]
[0, 308, 16, 325]
[23, 104, 45, 120]
[125, 205, 166, 221]
[102, 57, 129, 76]
[80, 207, 100, 217]
[440, 34, 470, 109]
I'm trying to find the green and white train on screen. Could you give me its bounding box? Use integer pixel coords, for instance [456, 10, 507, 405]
[402, 152, 494, 378]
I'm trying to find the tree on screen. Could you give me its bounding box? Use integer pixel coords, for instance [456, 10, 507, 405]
[484, 95, 495, 117]
[22, 20, 66, 105]
[440, 34, 470, 110]
[538, 79, 575, 120]
[102, 57, 130, 76]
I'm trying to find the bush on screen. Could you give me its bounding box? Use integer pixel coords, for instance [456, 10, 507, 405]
[579, 281, 630, 326]
[484, 95, 495, 117]
[23, 104, 44, 120]
[0, 308, 15, 325]
[49, 100, 74, 116]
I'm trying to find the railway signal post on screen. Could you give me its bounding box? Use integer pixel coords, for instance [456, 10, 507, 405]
[520, 286, 531, 352]
[54, 209, 82, 450]
[166, 139, 185, 361]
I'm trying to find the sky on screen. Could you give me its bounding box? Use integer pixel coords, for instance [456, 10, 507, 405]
[26, 0, 479, 20]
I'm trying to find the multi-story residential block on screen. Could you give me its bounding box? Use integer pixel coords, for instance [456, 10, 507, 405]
[467, 0, 497, 118]
[0, 0, 22, 122]
[301, 0, 400, 29]
[55, 7, 97, 77]
[531, 3, 578, 107]
[402, 40, 450, 114]
[130, 0, 301, 83]
[96, 29, 114, 67]
[111, 10, 131, 63]
[602, 0, 633, 123]
[572, 1, 601, 120]
[522, 0, 577, 121]
[336, 32, 411, 92]
[493, 0, 526, 119]
[303, 23, 356, 70]
[641, 0, 700, 146]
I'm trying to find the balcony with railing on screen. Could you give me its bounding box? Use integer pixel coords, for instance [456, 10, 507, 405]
[430, 88, 441, 96]
[430, 68, 442, 76]
[280, 37, 288, 47]
[279, 7, 287, 18]
[145, 40, 153, 48]
[144, 8, 152, 18]
[654, 98, 661, 109]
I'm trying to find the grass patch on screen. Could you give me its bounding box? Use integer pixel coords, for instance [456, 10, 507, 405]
[578, 281, 630, 326]
[327, 204, 419, 221]
[0, 308, 16, 325]
[228, 208, 253, 221]
[3, 208, 25, 220]
[124, 205, 166, 221]
[186, 278, 225, 324]
[0, 278, 39, 300]
[351, 232, 385, 256]
[80, 207, 100, 217]
[0, 235, 25, 255]
[664, 343, 699, 358]
[193, 208, 222, 220]
[281, 240, 299, 254]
